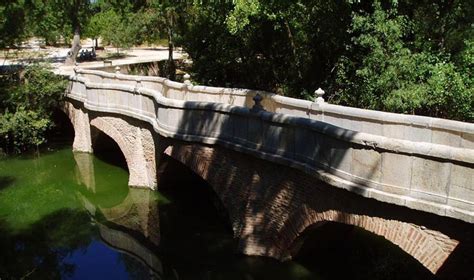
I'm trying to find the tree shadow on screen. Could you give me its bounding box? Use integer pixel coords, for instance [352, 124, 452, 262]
[0, 176, 15, 190]
[0, 209, 95, 279]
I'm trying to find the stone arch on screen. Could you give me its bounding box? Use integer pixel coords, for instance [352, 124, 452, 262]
[90, 116, 157, 189]
[278, 207, 458, 275]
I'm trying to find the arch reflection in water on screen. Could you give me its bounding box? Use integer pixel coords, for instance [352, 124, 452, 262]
[72, 150, 434, 280]
[73, 152, 164, 279]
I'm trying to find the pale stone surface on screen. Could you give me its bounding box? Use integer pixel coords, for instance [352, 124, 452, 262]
[381, 152, 412, 192]
[352, 147, 381, 184]
[411, 158, 450, 199]
[406, 125, 432, 143]
[62, 66, 474, 278]
[383, 123, 406, 139]
[63, 102, 92, 153]
[432, 128, 461, 147]
[461, 132, 474, 149]
[90, 116, 157, 189]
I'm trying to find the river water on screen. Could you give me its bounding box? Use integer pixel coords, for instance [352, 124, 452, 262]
[0, 144, 433, 280]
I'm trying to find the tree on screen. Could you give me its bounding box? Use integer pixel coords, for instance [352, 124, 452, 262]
[63, 0, 93, 65]
[142, 0, 193, 80]
[0, 0, 27, 48]
[1, 1, 93, 63]
[0, 64, 67, 152]
[181, 0, 354, 96]
[178, 0, 472, 121]
[330, 1, 473, 121]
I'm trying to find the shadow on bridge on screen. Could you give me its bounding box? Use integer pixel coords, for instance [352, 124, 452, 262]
[163, 100, 473, 280]
[61, 76, 473, 278]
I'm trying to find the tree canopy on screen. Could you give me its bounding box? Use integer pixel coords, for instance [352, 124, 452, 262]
[1, 0, 472, 121]
[180, 0, 473, 121]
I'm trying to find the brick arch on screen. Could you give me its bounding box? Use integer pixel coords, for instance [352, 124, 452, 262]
[90, 116, 157, 189]
[277, 207, 458, 275]
[163, 144, 248, 239]
[161, 140, 471, 278]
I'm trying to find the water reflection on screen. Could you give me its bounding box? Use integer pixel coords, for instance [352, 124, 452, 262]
[0, 147, 433, 280]
[74, 152, 164, 278]
[73, 151, 318, 280]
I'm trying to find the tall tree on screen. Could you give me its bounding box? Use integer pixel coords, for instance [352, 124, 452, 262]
[63, 0, 93, 65]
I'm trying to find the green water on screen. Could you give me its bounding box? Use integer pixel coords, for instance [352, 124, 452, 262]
[0, 145, 433, 280]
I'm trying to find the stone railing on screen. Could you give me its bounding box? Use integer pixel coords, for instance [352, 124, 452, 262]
[80, 68, 473, 148]
[67, 68, 474, 223]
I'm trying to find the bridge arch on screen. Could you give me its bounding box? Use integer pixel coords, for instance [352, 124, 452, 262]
[279, 207, 457, 275]
[89, 116, 157, 189]
[163, 143, 247, 238]
[159, 140, 473, 279]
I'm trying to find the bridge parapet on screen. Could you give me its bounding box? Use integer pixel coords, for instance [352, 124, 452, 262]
[76, 69, 473, 148]
[68, 68, 474, 223]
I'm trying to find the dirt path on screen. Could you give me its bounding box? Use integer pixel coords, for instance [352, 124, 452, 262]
[1, 43, 186, 76]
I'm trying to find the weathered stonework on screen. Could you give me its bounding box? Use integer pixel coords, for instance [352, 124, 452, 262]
[63, 101, 92, 153]
[62, 67, 474, 279]
[90, 115, 157, 189]
[164, 140, 474, 279]
[66, 68, 474, 223]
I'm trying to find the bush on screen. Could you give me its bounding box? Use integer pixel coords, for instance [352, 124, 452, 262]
[0, 64, 67, 152]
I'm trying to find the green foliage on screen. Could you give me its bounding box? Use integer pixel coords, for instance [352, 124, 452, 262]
[91, 9, 134, 52]
[0, 1, 27, 48]
[0, 110, 51, 149]
[182, 1, 353, 95]
[331, 1, 473, 121]
[0, 65, 67, 152]
[179, 0, 472, 121]
[2, 0, 471, 122]
[225, 0, 260, 34]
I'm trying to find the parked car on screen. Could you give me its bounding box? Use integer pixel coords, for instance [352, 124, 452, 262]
[78, 47, 96, 61]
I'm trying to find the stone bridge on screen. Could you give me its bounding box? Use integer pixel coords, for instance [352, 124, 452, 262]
[64, 67, 474, 278]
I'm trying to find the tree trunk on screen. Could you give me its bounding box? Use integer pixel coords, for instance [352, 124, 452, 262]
[284, 20, 303, 80]
[167, 27, 176, 81]
[65, 27, 81, 65]
[95, 38, 98, 48]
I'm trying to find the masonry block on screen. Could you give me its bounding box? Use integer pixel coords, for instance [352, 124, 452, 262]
[411, 157, 450, 199]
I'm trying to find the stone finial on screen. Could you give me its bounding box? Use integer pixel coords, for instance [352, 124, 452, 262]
[134, 78, 142, 93]
[115, 66, 121, 74]
[183, 73, 192, 86]
[315, 88, 325, 104]
[251, 93, 264, 113]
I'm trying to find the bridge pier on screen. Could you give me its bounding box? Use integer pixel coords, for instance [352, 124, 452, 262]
[89, 116, 157, 189]
[63, 101, 93, 153]
[63, 101, 158, 189]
